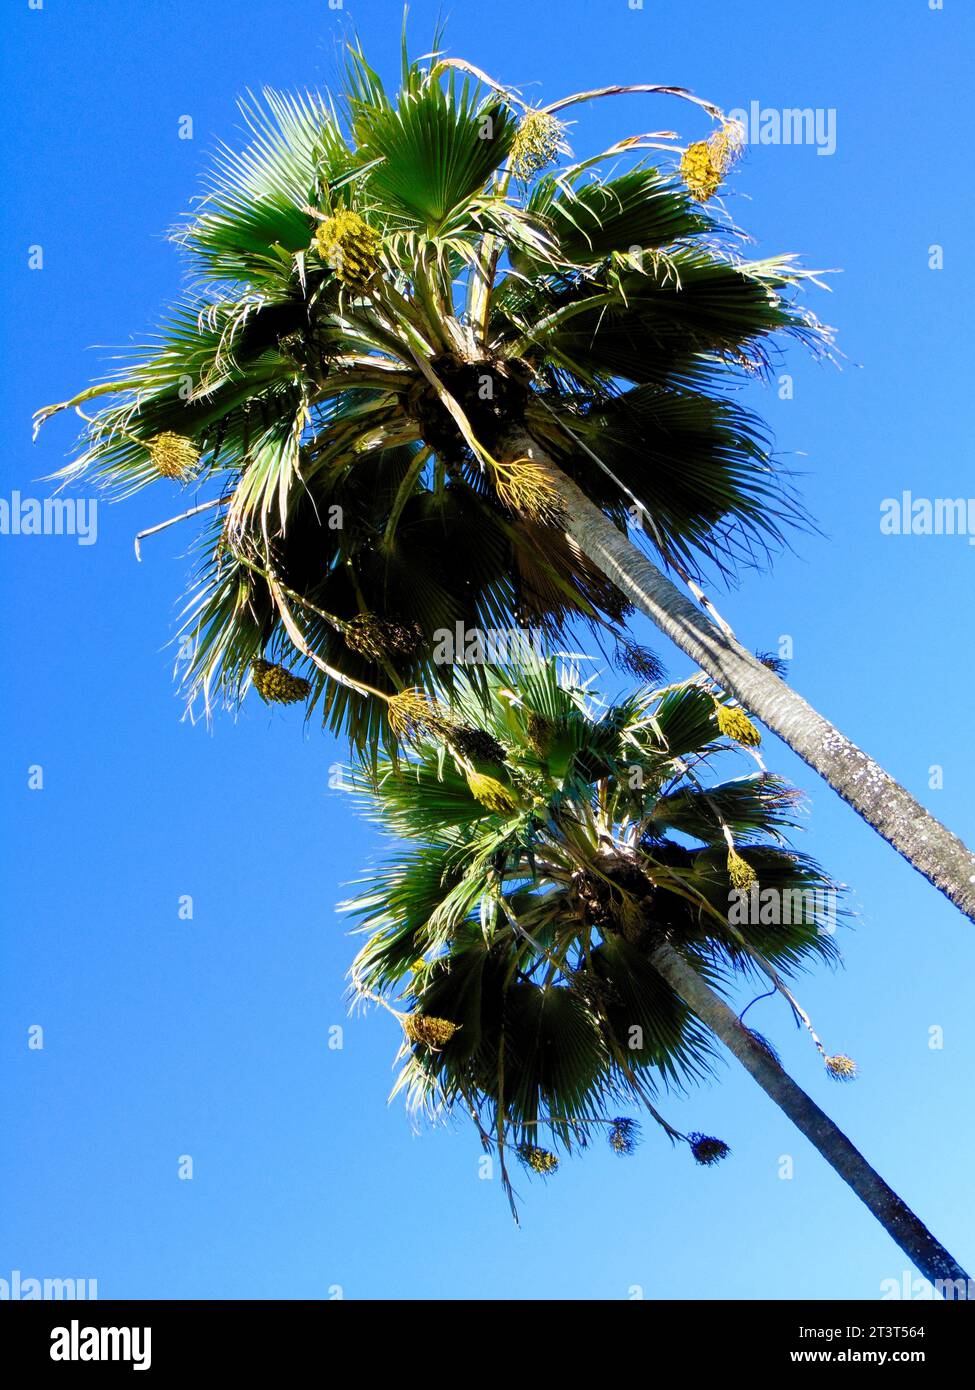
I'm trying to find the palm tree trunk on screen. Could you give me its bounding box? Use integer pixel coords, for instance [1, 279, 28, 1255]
[649, 939, 969, 1287]
[499, 425, 975, 923]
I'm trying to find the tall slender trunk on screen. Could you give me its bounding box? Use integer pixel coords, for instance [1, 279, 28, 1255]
[649, 940, 969, 1287]
[500, 426, 975, 923]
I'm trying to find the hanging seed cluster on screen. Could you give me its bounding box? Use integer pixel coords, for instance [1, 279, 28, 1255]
[726, 847, 757, 891]
[518, 1144, 559, 1175]
[147, 432, 200, 481]
[510, 109, 566, 180]
[387, 688, 449, 744]
[608, 1117, 640, 1156]
[680, 120, 745, 203]
[689, 1133, 731, 1166]
[314, 209, 381, 294]
[600, 583, 635, 626]
[251, 659, 311, 705]
[403, 1014, 458, 1049]
[715, 703, 762, 747]
[343, 614, 424, 663]
[617, 643, 667, 685]
[825, 1053, 859, 1082]
[756, 649, 789, 678]
[680, 142, 723, 202]
[449, 725, 507, 767]
[466, 771, 520, 816]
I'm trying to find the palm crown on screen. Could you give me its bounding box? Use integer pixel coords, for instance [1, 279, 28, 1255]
[342, 658, 846, 1208]
[38, 38, 826, 751]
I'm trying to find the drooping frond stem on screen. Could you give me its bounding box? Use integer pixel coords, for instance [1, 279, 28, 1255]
[33, 380, 134, 441]
[133, 497, 227, 561]
[265, 571, 389, 702]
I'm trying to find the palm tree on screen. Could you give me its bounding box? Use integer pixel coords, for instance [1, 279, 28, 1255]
[341, 659, 969, 1287]
[35, 38, 975, 916]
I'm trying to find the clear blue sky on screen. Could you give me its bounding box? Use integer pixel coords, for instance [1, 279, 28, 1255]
[2, 0, 973, 1300]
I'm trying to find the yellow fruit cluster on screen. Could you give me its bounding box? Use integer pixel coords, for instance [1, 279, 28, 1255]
[825, 1053, 859, 1082]
[403, 1015, 458, 1048]
[147, 432, 200, 481]
[715, 703, 762, 747]
[519, 1144, 559, 1174]
[467, 771, 520, 816]
[387, 688, 449, 744]
[510, 110, 565, 181]
[609, 1117, 638, 1156]
[314, 209, 381, 293]
[727, 847, 757, 891]
[680, 121, 745, 203]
